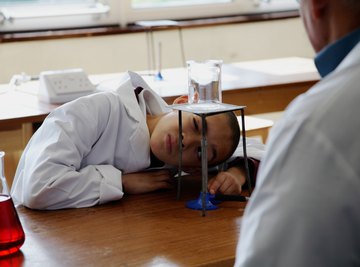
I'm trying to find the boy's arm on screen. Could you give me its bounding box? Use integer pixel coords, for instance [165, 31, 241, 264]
[208, 157, 260, 195]
[122, 170, 173, 194]
[229, 136, 265, 187]
[227, 157, 261, 188]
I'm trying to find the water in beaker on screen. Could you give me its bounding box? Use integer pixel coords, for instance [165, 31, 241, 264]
[187, 60, 222, 110]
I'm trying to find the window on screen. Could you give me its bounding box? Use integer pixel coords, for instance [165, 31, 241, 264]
[132, 0, 231, 8]
[125, 0, 298, 24]
[0, 0, 298, 32]
[0, 0, 120, 32]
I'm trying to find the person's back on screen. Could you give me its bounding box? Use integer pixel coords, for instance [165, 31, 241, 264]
[235, 0, 360, 266]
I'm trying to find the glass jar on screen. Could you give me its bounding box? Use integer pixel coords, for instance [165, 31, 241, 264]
[187, 59, 223, 108]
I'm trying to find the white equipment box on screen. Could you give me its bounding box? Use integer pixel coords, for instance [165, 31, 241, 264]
[38, 69, 96, 104]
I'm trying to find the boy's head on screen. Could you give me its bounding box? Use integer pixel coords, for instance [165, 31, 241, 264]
[149, 110, 240, 168]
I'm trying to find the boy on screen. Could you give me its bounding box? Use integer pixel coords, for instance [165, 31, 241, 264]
[11, 71, 254, 210]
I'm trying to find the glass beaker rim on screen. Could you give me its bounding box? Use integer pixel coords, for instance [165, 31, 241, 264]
[187, 59, 223, 65]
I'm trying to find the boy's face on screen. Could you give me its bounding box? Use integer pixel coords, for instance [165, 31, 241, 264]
[150, 111, 233, 167]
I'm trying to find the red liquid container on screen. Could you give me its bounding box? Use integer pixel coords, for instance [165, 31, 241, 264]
[0, 195, 25, 256]
[0, 152, 25, 256]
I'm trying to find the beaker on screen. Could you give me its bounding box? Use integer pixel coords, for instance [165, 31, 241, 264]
[187, 59, 222, 109]
[0, 151, 25, 256]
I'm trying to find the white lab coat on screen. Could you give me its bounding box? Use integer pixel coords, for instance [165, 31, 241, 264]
[11, 72, 170, 210]
[235, 44, 360, 266]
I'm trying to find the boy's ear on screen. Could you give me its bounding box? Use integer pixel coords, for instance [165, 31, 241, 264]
[173, 95, 188, 104]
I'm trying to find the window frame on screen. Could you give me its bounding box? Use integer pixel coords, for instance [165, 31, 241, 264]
[0, 1, 121, 32]
[122, 0, 299, 26]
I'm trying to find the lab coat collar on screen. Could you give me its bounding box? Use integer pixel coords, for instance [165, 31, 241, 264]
[127, 71, 171, 115]
[112, 71, 170, 121]
[113, 74, 145, 124]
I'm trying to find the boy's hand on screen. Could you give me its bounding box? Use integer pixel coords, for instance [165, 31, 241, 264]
[122, 170, 173, 194]
[208, 167, 246, 195]
[173, 95, 188, 104]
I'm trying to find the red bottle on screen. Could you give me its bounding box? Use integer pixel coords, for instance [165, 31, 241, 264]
[0, 152, 25, 256]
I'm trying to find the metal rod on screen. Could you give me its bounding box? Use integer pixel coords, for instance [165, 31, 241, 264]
[240, 108, 252, 193]
[145, 32, 152, 74]
[158, 41, 162, 73]
[178, 27, 186, 67]
[156, 42, 163, 80]
[201, 114, 208, 216]
[177, 110, 183, 200]
[150, 30, 156, 74]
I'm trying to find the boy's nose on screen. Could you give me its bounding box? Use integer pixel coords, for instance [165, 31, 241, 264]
[181, 132, 201, 149]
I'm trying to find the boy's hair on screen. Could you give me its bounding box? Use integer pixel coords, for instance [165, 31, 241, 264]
[191, 111, 240, 169]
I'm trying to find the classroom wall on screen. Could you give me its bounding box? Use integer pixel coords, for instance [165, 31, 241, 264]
[0, 17, 314, 84]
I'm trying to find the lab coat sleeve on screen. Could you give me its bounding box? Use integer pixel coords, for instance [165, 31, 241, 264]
[13, 93, 124, 210]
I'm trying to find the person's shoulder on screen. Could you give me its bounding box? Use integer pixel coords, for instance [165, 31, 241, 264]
[50, 92, 120, 118]
[74, 91, 120, 105]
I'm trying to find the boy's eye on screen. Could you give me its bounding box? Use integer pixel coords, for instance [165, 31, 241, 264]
[193, 118, 199, 131]
[197, 147, 202, 160]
